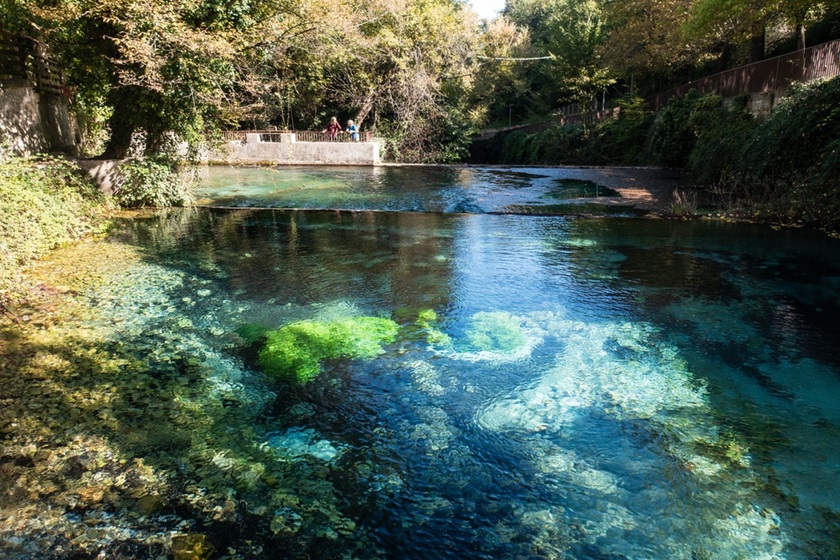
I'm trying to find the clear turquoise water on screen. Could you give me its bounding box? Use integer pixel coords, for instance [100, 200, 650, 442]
[100, 205, 840, 559]
[192, 165, 672, 213]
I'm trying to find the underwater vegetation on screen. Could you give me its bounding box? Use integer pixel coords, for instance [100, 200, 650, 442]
[415, 308, 451, 346]
[258, 317, 400, 382]
[462, 311, 526, 353]
[416, 309, 532, 355]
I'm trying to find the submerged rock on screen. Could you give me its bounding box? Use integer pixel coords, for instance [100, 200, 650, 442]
[171, 533, 214, 560]
[265, 428, 344, 462]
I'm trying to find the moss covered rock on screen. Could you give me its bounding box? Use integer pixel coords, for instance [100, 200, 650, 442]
[258, 316, 399, 383]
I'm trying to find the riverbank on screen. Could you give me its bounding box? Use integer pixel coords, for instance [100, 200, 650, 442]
[471, 77, 840, 232]
[0, 156, 113, 314]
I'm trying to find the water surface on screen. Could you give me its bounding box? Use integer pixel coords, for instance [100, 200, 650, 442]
[3, 173, 840, 559]
[194, 165, 677, 214]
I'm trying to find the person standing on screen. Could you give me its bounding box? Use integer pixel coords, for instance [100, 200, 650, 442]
[346, 119, 359, 141]
[323, 116, 343, 140]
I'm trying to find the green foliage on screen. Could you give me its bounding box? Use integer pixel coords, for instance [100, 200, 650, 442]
[647, 90, 712, 167]
[0, 156, 110, 307]
[462, 311, 526, 353]
[686, 96, 756, 184]
[114, 157, 194, 208]
[736, 78, 840, 226]
[505, 0, 613, 108]
[257, 317, 400, 383]
[580, 97, 654, 165]
[416, 308, 452, 346]
[494, 124, 588, 165]
[235, 323, 271, 345]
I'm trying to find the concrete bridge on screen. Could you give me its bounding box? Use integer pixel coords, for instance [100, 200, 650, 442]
[210, 130, 381, 166]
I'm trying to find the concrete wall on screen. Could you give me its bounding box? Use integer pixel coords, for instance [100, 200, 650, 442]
[0, 83, 80, 156]
[210, 133, 381, 165]
[76, 159, 124, 196]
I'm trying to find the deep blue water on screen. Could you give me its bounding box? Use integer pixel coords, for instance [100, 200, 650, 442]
[102, 202, 840, 559]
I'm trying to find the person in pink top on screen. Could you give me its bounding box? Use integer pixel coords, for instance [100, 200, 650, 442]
[322, 116, 343, 140]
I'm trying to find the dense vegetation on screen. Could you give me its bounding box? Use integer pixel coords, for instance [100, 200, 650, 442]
[476, 76, 840, 229]
[2, 0, 837, 161]
[0, 0, 838, 224]
[0, 156, 111, 310]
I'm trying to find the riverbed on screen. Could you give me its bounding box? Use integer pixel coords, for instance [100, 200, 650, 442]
[2, 166, 839, 559]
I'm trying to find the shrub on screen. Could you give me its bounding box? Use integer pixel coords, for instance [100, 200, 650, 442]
[581, 97, 654, 165]
[687, 96, 756, 184]
[113, 157, 194, 208]
[647, 90, 716, 167]
[0, 155, 110, 308]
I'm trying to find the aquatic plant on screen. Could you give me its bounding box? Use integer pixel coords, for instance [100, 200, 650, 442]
[258, 316, 400, 382]
[416, 308, 452, 346]
[462, 311, 526, 353]
[235, 323, 271, 345]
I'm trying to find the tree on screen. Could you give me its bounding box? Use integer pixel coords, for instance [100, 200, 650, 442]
[685, 0, 829, 61]
[309, 0, 483, 161]
[1, 0, 320, 157]
[505, 0, 614, 109]
[601, 0, 713, 91]
[470, 16, 536, 126]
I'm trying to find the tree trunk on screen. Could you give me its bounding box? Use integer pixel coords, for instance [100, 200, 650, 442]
[100, 116, 134, 159]
[100, 89, 137, 159]
[795, 22, 806, 51]
[719, 42, 734, 72]
[750, 24, 765, 62]
[354, 92, 377, 129]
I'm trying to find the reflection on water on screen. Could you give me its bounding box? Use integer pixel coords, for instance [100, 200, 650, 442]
[3, 207, 840, 559]
[193, 165, 672, 214]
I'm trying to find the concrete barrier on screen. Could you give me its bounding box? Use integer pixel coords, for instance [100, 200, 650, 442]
[209, 132, 381, 165]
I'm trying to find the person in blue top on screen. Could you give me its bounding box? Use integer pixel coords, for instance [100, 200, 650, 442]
[346, 119, 359, 141]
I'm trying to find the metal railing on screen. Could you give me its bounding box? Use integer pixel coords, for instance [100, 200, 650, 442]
[295, 130, 373, 143]
[222, 129, 374, 143]
[650, 38, 840, 110]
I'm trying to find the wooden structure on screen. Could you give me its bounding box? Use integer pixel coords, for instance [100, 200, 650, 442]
[0, 29, 66, 96]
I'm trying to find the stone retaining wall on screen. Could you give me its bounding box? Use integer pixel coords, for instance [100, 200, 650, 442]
[210, 133, 381, 165]
[0, 84, 79, 156]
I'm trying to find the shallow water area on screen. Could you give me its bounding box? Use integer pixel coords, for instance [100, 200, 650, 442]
[193, 165, 678, 214]
[2, 182, 840, 559]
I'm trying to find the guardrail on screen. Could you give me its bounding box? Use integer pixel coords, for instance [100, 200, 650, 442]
[222, 130, 374, 143]
[651, 38, 840, 110]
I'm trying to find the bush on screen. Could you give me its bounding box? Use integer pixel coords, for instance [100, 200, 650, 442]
[581, 97, 655, 165]
[687, 96, 756, 184]
[114, 156, 194, 208]
[730, 78, 840, 227]
[0, 156, 111, 308]
[647, 90, 716, 167]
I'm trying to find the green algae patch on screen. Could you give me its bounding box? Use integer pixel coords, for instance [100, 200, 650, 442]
[416, 309, 452, 347]
[235, 323, 271, 345]
[258, 317, 400, 383]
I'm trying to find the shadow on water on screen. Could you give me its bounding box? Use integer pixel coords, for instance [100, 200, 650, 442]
[5, 203, 840, 559]
[0, 305, 371, 558]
